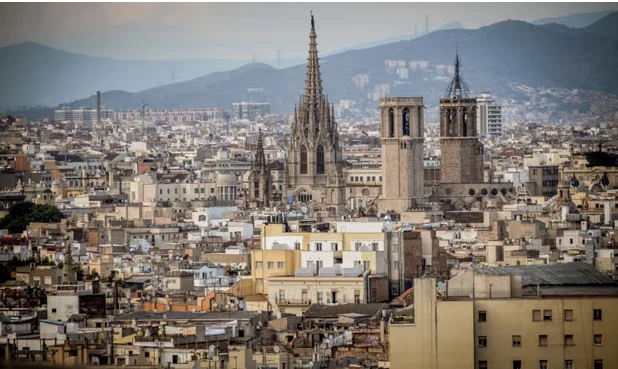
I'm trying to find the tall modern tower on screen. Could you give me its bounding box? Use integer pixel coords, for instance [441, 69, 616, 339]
[378, 97, 425, 212]
[285, 13, 344, 215]
[439, 54, 484, 184]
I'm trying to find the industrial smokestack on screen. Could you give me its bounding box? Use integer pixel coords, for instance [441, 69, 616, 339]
[96, 91, 101, 125]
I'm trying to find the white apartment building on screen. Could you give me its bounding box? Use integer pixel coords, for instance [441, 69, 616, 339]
[113, 108, 226, 123]
[476, 92, 503, 137]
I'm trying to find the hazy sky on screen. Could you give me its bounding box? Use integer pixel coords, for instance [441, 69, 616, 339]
[1, 3, 617, 61]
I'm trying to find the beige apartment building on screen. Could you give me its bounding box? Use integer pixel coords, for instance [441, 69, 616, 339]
[252, 223, 387, 296]
[390, 263, 618, 369]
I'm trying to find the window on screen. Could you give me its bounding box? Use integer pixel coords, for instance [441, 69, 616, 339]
[183, 188, 186, 194]
[317, 292, 323, 304]
[277, 262, 285, 269]
[256, 261, 263, 269]
[478, 311, 487, 322]
[145, 352, 150, 358]
[172, 355, 179, 364]
[402, 107, 410, 136]
[513, 360, 522, 369]
[256, 278, 263, 286]
[388, 107, 394, 137]
[129, 351, 133, 355]
[564, 334, 574, 346]
[564, 309, 573, 321]
[267, 262, 274, 269]
[512, 335, 521, 347]
[593, 309, 602, 321]
[540, 360, 548, 369]
[478, 336, 487, 347]
[479, 361, 488, 369]
[294, 242, 301, 250]
[331, 242, 338, 251]
[355, 242, 362, 251]
[533, 310, 542, 322]
[543, 310, 553, 321]
[594, 334, 602, 345]
[539, 335, 548, 347]
[565, 360, 573, 369]
[300, 146, 307, 174]
[371, 242, 378, 250]
[52, 308, 57, 313]
[238, 329, 245, 338]
[594, 360, 603, 369]
[316, 145, 325, 174]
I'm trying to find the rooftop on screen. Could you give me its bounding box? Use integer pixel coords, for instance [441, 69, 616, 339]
[472, 262, 617, 287]
[303, 303, 386, 319]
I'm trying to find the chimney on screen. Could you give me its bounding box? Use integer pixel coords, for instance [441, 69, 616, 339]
[96, 91, 101, 125]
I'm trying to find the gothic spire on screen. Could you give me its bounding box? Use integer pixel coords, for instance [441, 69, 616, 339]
[255, 128, 266, 171]
[304, 11, 324, 106]
[444, 45, 470, 99]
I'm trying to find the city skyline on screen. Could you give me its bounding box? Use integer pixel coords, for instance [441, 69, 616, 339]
[1, 3, 617, 60]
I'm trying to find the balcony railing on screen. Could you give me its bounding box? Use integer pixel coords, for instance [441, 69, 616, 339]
[274, 298, 311, 306]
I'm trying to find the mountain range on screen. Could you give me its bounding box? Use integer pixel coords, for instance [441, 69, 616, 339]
[3, 11, 618, 119]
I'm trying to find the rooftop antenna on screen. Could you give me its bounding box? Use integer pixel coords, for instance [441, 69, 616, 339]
[252, 52, 256, 64]
[277, 50, 281, 68]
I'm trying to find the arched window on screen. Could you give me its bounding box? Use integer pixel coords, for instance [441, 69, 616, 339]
[402, 107, 410, 136]
[316, 145, 325, 174]
[388, 108, 394, 137]
[462, 108, 468, 136]
[300, 146, 308, 174]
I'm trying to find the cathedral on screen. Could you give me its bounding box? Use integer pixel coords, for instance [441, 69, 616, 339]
[284, 13, 346, 216]
[247, 13, 515, 216]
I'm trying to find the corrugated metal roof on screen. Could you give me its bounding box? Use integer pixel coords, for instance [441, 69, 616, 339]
[472, 263, 617, 287]
[304, 303, 386, 319]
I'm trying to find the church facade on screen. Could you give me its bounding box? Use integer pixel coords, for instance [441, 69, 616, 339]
[284, 14, 346, 216]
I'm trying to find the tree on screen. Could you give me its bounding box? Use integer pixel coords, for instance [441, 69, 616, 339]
[0, 201, 65, 234]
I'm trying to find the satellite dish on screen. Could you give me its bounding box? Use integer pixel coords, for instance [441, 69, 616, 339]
[273, 346, 280, 353]
[256, 325, 261, 331]
[192, 308, 196, 313]
[163, 314, 167, 320]
[301, 206, 308, 214]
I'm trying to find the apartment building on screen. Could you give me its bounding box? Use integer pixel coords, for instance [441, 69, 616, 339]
[252, 222, 387, 296]
[389, 263, 618, 369]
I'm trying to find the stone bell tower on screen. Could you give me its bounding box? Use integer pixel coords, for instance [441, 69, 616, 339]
[378, 97, 425, 213]
[439, 53, 484, 184]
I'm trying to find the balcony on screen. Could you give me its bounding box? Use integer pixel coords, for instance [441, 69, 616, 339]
[274, 298, 311, 306]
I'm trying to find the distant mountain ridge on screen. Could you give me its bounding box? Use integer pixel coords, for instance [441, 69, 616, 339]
[532, 10, 613, 28]
[0, 42, 247, 110]
[6, 12, 618, 119]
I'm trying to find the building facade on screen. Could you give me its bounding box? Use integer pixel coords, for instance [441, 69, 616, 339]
[285, 15, 345, 216]
[232, 102, 270, 121]
[378, 97, 425, 213]
[476, 92, 503, 137]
